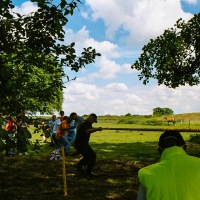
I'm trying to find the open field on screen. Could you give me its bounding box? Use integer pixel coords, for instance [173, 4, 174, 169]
[0, 113, 200, 200]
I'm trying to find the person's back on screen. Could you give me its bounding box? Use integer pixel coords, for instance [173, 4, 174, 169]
[56, 118, 71, 138]
[67, 120, 76, 136]
[70, 112, 84, 131]
[137, 130, 200, 200]
[138, 146, 200, 200]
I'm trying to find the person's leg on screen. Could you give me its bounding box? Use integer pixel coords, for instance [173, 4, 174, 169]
[16, 132, 23, 155]
[84, 145, 96, 176]
[76, 144, 96, 176]
[51, 133, 58, 146]
[59, 136, 71, 154]
[70, 133, 76, 145]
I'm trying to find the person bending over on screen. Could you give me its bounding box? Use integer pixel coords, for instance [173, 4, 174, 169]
[74, 113, 102, 178]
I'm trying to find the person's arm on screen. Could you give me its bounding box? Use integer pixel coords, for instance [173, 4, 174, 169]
[21, 122, 28, 128]
[137, 185, 146, 200]
[4, 123, 9, 131]
[86, 127, 102, 134]
[62, 126, 75, 131]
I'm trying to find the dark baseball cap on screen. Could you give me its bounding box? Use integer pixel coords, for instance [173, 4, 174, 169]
[89, 113, 98, 123]
[159, 130, 185, 148]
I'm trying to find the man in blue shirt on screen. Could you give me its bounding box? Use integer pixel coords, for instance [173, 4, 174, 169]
[70, 112, 84, 130]
[52, 111, 64, 146]
[49, 115, 56, 145]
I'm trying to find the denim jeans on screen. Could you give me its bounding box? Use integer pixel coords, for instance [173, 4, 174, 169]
[63, 132, 76, 153]
[57, 136, 71, 154]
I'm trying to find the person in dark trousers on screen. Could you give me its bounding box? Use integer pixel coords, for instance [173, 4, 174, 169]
[74, 113, 102, 178]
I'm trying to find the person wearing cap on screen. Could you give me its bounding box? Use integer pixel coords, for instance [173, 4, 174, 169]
[137, 130, 200, 200]
[74, 113, 102, 178]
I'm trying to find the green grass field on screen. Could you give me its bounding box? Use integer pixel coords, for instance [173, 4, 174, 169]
[28, 112, 200, 156]
[1, 113, 199, 200]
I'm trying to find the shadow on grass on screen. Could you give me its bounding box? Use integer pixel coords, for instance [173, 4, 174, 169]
[0, 141, 199, 200]
[90, 141, 159, 161]
[0, 141, 159, 200]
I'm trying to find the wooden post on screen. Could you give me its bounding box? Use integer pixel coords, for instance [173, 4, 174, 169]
[62, 146, 67, 196]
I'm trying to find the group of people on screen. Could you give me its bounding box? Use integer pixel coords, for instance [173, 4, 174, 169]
[43, 111, 200, 198]
[4, 114, 29, 156]
[4, 111, 200, 198]
[42, 111, 84, 155]
[43, 111, 103, 178]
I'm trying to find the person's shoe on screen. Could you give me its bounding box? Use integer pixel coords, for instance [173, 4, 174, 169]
[86, 172, 98, 179]
[24, 152, 28, 155]
[18, 153, 22, 156]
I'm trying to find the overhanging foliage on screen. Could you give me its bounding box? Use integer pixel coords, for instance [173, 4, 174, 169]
[132, 13, 200, 88]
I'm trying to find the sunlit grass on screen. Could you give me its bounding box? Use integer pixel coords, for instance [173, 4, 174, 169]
[26, 116, 200, 160]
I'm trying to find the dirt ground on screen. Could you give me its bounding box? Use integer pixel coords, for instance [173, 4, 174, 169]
[0, 154, 152, 200]
[1, 142, 199, 200]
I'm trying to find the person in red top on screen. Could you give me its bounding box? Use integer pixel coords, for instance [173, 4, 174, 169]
[56, 116, 75, 155]
[5, 116, 17, 156]
[5, 116, 16, 132]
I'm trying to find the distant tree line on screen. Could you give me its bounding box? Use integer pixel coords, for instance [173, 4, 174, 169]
[153, 107, 174, 116]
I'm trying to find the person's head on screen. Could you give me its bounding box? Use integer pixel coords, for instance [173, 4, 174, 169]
[70, 112, 78, 121]
[10, 116, 16, 122]
[63, 116, 72, 123]
[52, 115, 56, 121]
[158, 130, 186, 154]
[88, 113, 98, 123]
[59, 111, 64, 121]
[60, 111, 64, 117]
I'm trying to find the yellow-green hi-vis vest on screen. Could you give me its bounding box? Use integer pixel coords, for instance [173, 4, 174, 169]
[138, 146, 200, 200]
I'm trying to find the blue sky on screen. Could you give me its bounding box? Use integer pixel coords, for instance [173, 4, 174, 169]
[12, 0, 200, 116]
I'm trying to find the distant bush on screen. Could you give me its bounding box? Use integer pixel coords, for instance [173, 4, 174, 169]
[118, 119, 139, 124]
[143, 115, 153, 118]
[189, 134, 200, 144]
[141, 120, 163, 126]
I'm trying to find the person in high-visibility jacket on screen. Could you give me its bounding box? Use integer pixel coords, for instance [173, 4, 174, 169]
[137, 130, 200, 200]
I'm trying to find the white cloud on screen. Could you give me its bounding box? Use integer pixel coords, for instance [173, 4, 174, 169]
[121, 63, 136, 74]
[90, 57, 121, 79]
[64, 26, 121, 59]
[12, 1, 199, 116]
[81, 11, 89, 19]
[86, 0, 194, 45]
[12, 1, 38, 15]
[62, 81, 200, 116]
[106, 83, 128, 91]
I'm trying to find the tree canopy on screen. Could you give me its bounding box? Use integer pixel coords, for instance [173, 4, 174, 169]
[132, 13, 200, 88]
[153, 107, 174, 116]
[0, 0, 101, 115]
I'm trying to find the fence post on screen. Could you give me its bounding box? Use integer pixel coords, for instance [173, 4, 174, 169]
[62, 146, 67, 197]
